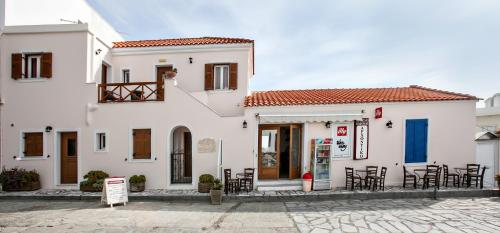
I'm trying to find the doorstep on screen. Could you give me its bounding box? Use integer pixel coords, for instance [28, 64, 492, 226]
[257, 179, 302, 191]
[0, 186, 497, 202]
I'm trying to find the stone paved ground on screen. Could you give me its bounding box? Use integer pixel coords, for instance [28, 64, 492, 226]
[0, 198, 499, 232]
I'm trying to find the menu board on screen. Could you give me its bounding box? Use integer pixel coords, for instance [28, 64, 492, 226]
[101, 177, 128, 207]
[354, 118, 369, 160]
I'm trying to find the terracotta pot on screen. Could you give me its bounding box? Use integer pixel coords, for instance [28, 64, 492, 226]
[210, 189, 222, 205]
[4, 181, 41, 192]
[80, 184, 101, 192]
[198, 182, 213, 193]
[165, 71, 177, 79]
[130, 182, 145, 192]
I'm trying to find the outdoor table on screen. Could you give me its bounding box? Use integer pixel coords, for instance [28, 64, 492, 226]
[413, 168, 427, 183]
[355, 169, 371, 188]
[236, 173, 245, 179]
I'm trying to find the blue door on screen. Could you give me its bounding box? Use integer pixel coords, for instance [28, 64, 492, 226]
[405, 119, 428, 163]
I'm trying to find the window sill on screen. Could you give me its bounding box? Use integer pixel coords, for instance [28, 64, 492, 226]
[16, 78, 49, 83]
[94, 150, 109, 153]
[207, 90, 237, 94]
[403, 162, 428, 167]
[16, 157, 46, 161]
[128, 158, 155, 163]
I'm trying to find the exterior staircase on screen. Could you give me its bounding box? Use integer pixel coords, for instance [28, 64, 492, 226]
[256, 179, 302, 191]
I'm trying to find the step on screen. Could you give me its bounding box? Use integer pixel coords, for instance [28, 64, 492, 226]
[257, 180, 303, 191]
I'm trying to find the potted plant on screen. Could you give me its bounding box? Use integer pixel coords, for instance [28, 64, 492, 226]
[129, 175, 146, 192]
[210, 179, 223, 205]
[302, 171, 313, 192]
[80, 170, 109, 192]
[0, 167, 41, 191]
[198, 174, 214, 193]
[165, 68, 178, 79]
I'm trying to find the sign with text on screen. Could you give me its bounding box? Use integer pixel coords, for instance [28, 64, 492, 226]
[101, 177, 128, 207]
[375, 107, 383, 119]
[197, 138, 216, 153]
[354, 118, 369, 160]
[332, 124, 351, 158]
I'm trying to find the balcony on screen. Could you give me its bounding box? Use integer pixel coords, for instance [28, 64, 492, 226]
[98, 81, 164, 103]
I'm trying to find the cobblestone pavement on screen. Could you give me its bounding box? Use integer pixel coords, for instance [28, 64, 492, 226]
[0, 198, 499, 232]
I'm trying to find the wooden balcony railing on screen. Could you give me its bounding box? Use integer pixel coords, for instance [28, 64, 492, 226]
[98, 81, 164, 103]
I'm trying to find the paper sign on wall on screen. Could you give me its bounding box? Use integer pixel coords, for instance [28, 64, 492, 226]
[197, 138, 216, 153]
[101, 177, 128, 207]
[354, 118, 369, 160]
[333, 124, 351, 158]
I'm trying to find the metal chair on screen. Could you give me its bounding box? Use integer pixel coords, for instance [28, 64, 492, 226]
[403, 166, 417, 189]
[443, 164, 460, 187]
[345, 167, 362, 191]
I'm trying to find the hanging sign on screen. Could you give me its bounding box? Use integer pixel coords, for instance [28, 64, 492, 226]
[375, 107, 383, 119]
[353, 118, 369, 160]
[332, 124, 351, 158]
[101, 177, 128, 207]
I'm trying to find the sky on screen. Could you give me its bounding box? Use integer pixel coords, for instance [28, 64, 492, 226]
[86, 0, 500, 106]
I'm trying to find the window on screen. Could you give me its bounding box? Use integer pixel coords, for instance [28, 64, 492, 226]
[214, 65, 229, 90]
[95, 132, 107, 152]
[122, 69, 130, 83]
[132, 129, 151, 160]
[11, 53, 52, 80]
[22, 132, 43, 157]
[405, 119, 428, 163]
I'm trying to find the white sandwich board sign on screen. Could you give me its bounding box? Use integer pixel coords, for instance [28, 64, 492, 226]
[101, 177, 128, 207]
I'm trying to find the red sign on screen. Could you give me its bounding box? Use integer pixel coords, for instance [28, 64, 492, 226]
[375, 107, 382, 119]
[337, 126, 348, 136]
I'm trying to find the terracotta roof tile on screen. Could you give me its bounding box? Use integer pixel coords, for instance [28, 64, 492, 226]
[244, 85, 478, 107]
[113, 37, 253, 48]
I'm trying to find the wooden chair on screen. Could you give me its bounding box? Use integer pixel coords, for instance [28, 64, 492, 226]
[239, 168, 255, 192]
[467, 166, 487, 189]
[423, 165, 441, 190]
[403, 166, 417, 189]
[223, 169, 239, 195]
[462, 164, 480, 187]
[345, 167, 362, 191]
[442, 164, 459, 187]
[365, 166, 378, 189]
[375, 167, 388, 191]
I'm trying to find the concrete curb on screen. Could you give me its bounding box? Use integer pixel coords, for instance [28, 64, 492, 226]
[0, 189, 496, 202]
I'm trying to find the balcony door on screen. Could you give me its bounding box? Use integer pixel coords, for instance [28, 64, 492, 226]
[156, 66, 172, 101]
[258, 124, 302, 180]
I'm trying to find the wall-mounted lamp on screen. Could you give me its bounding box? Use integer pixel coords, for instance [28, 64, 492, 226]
[95, 49, 102, 55]
[242, 120, 248, 129]
[189, 57, 193, 64]
[45, 126, 53, 133]
[325, 121, 332, 129]
[385, 120, 393, 128]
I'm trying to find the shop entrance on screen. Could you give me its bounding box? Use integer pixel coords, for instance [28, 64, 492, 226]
[258, 124, 302, 180]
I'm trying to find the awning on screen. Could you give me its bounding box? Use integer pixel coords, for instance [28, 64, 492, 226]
[257, 110, 363, 124]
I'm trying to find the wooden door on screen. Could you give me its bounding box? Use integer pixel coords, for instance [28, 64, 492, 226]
[61, 132, 78, 184]
[183, 131, 192, 177]
[289, 125, 302, 179]
[156, 66, 172, 100]
[258, 126, 280, 179]
[101, 64, 108, 100]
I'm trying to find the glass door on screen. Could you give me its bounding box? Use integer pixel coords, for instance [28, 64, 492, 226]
[289, 125, 302, 179]
[258, 126, 280, 179]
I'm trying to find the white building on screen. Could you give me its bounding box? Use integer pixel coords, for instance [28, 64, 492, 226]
[0, 0, 480, 190]
[477, 93, 500, 134]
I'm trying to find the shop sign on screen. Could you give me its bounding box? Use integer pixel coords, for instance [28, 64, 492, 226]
[333, 124, 351, 158]
[354, 118, 369, 160]
[375, 107, 383, 119]
[101, 177, 128, 207]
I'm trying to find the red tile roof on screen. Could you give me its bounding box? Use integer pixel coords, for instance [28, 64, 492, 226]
[113, 37, 253, 48]
[244, 85, 478, 107]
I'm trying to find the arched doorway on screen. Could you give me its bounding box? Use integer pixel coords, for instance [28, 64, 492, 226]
[171, 126, 192, 184]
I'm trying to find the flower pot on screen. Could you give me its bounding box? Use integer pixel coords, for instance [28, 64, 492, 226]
[303, 179, 312, 192]
[210, 189, 222, 205]
[130, 182, 145, 192]
[80, 184, 101, 192]
[198, 182, 213, 193]
[165, 71, 177, 79]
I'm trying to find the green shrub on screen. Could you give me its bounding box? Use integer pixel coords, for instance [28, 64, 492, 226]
[199, 174, 214, 184]
[83, 170, 109, 182]
[21, 170, 40, 183]
[0, 167, 40, 189]
[212, 179, 223, 190]
[129, 175, 146, 184]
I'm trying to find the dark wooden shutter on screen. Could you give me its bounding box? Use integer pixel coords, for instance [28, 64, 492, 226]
[11, 53, 23, 80]
[229, 63, 238, 90]
[24, 133, 43, 157]
[204, 64, 214, 90]
[41, 52, 52, 78]
[133, 129, 151, 159]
